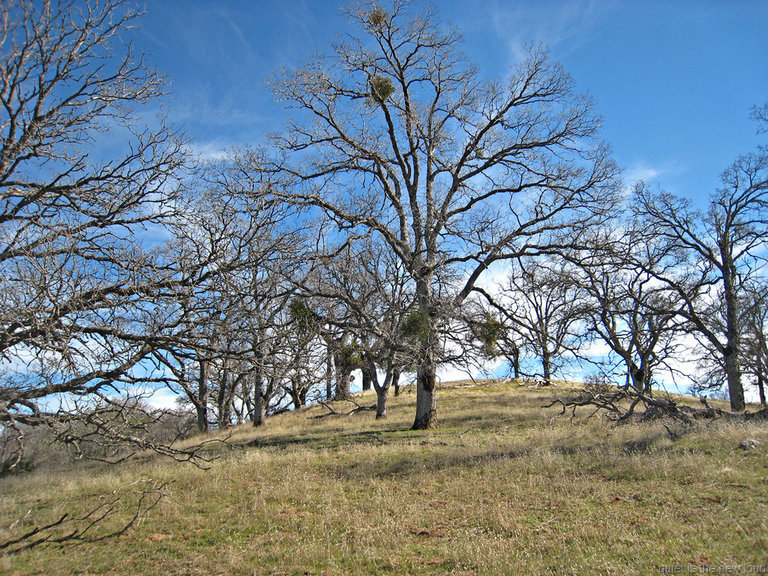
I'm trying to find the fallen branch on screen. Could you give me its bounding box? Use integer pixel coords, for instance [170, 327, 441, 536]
[544, 384, 733, 425]
[1, 479, 169, 555]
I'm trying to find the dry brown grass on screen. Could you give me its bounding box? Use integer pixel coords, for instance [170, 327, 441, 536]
[2, 380, 767, 575]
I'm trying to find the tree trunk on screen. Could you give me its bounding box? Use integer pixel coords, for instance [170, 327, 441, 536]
[334, 347, 353, 400]
[392, 365, 401, 397]
[372, 353, 391, 419]
[234, 401, 245, 426]
[757, 370, 766, 407]
[724, 345, 745, 411]
[413, 359, 437, 429]
[196, 358, 209, 434]
[251, 346, 267, 427]
[218, 368, 232, 430]
[723, 251, 745, 411]
[299, 387, 308, 406]
[757, 336, 768, 407]
[252, 376, 266, 427]
[642, 367, 653, 395]
[411, 275, 440, 430]
[542, 348, 552, 383]
[376, 386, 389, 419]
[288, 376, 306, 409]
[335, 364, 352, 400]
[325, 352, 334, 401]
[361, 359, 373, 392]
[412, 280, 438, 429]
[628, 362, 645, 393]
[511, 345, 520, 380]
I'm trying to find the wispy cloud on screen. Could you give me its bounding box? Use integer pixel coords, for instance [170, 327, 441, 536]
[624, 162, 663, 187]
[482, 0, 616, 67]
[622, 159, 688, 194]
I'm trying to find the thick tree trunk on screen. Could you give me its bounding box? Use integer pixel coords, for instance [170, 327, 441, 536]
[642, 368, 653, 395]
[412, 334, 437, 430]
[542, 349, 552, 383]
[642, 363, 654, 395]
[724, 345, 745, 411]
[628, 362, 645, 393]
[373, 354, 391, 419]
[288, 376, 307, 409]
[335, 364, 352, 400]
[413, 360, 437, 429]
[723, 251, 745, 412]
[412, 279, 438, 429]
[333, 346, 353, 400]
[361, 358, 374, 392]
[376, 386, 389, 419]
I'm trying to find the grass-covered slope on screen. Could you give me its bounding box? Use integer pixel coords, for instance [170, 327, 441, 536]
[2, 380, 767, 575]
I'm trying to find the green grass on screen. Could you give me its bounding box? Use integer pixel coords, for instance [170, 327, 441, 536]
[2, 380, 768, 575]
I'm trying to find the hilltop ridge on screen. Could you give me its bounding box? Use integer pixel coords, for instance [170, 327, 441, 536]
[2, 380, 767, 575]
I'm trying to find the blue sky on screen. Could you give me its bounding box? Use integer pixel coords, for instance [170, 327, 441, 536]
[132, 0, 768, 398]
[138, 0, 768, 206]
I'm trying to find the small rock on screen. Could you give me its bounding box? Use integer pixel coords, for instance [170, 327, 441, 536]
[738, 439, 759, 450]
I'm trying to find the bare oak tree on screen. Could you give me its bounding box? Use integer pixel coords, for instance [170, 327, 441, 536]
[568, 224, 687, 394]
[303, 236, 417, 418]
[633, 142, 768, 411]
[0, 0, 190, 467]
[742, 281, 768, 406]
[152, 152, 305, 431]
[268, 1, 617, 428]
[476, 258, 588, 383]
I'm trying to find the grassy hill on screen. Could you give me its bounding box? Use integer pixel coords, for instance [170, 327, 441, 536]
[2, 380, 767, 575]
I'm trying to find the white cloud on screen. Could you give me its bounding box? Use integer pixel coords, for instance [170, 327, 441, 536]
[187, 141, 233, 162]
[437, 362, 479, 384]
[624, 162, 662, 185]
[143, 386, 183, 411]
[578, 339, 612, 359]
[472, 259, 513, 295]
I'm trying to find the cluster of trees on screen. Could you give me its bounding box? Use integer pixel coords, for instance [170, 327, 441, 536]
[474, 169, 768, 410]
[1, 0, 766, 474]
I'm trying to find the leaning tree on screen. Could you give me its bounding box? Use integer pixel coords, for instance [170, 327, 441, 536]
[267, 1, 617, 428]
